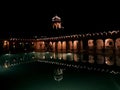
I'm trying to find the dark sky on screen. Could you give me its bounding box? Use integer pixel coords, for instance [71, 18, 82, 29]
[1, 2, 120, 38]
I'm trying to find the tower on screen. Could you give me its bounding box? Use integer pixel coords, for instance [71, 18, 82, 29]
[52, 15, 63, 29]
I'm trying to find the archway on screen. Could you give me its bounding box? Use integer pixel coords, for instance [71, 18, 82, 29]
[88, 39, 94, 49]
[96, 39, 104, 49]
[68, 41, 73, 51]
[73, 40, 78, 52]
[115, 38, 120, 49]
[105, 38, 114, 49]
[62, 41, 66, 52]
[57, 41, 62, 51]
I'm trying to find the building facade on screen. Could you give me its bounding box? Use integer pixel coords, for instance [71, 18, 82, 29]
[2, 15, 120, 54]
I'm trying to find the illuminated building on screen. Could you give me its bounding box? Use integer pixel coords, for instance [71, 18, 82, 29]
[52, 15, 63, 29]
[1, 16, 120, 53]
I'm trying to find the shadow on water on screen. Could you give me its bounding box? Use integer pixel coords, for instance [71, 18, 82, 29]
[0, 51, 120, 90]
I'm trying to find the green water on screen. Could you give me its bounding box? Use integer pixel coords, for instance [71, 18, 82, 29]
[0, 52, 120, 90]
[0, 62, 120, 90]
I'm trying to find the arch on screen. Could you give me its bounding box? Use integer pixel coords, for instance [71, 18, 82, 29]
[49, 41, 53, 51]
[73, 40, 78, 51]
[80, 40, 83, 50]
[88, 39, 94, 49]
[96, 39, 104, 49]
[68, 41, 73, 51]
[40, 41, 45, 50]
[53, 23, 61, 29]
[3, 40, 9, 46]
[57, 41, 62, 50]
[49, 41, 52, 46]
[115, 38, 120, 49]
[62, 41, 66, 52]
[36, 41, 41, 50]
[3, 40, 9, 50]
[105, 38, 114, 49]
[52, 42, 56, 51]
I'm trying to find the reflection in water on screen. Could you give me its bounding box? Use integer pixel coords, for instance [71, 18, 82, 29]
[88, 55, 94, 64]
[66, 53, 73, 61]
[54, 68, 63, 82]
[0, 51, 120, 73]
[105, 56, 114, 66]
[62, 53, 67, 60]
[116, 55, 120, 66]
[96, 55, 104, 64]
[3, 62, 10, 68]
[73, 53, 79, 62]
[0, 51, 120, 90]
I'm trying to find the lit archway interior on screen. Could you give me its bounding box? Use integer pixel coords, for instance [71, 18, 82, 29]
[40, 41, 45, 50]
[96, 39, 104, 49]
[115, 38, 120, 49]
[80, 40, 83, 50]
[36, 41, 40, 50]
[73, 40, 78, 50]
[3, 40, 9, 47]
[57, 41, 62, 50]
[52, 42, 56, 51]
[88, 39, 94, 49]
[105, 38, 114, 49]
[49, 41, 53, 50]
[68, 41, 73, 50]
[62, 41, 66, 50]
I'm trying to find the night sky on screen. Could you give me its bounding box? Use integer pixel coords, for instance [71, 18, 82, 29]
[1, 2, 120, 38]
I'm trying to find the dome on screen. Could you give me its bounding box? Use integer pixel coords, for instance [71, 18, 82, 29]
[52, 15, 61, 22]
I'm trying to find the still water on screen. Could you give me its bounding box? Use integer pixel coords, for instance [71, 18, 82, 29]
[0, 52, 120, 90]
